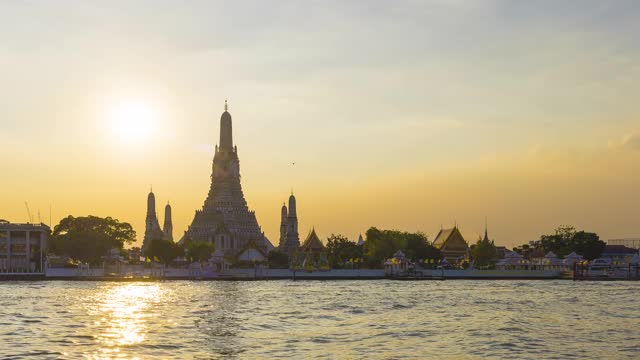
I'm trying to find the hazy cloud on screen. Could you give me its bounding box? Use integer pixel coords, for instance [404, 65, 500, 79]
[621, 133, 640, 151]
[609, 132, 640, 151]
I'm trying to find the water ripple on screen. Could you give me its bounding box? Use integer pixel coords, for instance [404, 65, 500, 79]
[0, 280, 639, 358]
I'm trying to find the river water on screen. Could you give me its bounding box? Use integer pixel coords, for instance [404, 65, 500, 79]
[0, 280, 638, 359]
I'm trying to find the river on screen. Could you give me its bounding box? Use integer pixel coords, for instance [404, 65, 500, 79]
[0, 280, 638, 359]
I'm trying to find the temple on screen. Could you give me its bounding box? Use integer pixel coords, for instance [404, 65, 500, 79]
[299, 228, 329, 270]
[163, 202, 173, 241]
[432, 225, 469, 263]
[180, 101, 273, 255]
[483, 221, 490, 242]
[142, 189, 165, 252]
[300, 228, 325, 255]
[278, 193, 300, 255]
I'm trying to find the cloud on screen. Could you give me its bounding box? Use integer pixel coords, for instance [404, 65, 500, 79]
[621, 133, 640, 151]
[609, 132, 640, 151]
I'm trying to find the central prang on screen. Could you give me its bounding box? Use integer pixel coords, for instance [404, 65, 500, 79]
[179, 102, 272, 257]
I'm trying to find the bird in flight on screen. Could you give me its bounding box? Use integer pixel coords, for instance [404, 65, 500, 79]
[291, 162, 296, 166]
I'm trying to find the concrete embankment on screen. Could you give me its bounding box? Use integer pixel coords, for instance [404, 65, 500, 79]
[0, 268, 567, 281]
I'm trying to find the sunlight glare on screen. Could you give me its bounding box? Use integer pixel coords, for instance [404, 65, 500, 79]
[87, 283, 164, 358]
[109, 101, 157, 142]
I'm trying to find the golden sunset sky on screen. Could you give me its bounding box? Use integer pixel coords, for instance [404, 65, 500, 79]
[1, 1, 639, 248]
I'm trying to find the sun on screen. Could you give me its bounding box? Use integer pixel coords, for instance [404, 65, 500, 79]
[108, 101, 157, 141]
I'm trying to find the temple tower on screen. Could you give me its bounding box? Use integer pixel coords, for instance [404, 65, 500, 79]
[287, 193, 299, 241]
[164, 202, 173, 241]
[143, 189, 164, 252]
[181, 101, 272, 254]
[279, 203, 288, 248]
[278, 193, 300, 255]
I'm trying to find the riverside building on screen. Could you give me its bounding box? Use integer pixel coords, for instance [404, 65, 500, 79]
[432, 225, 469, 263]
[0, 220, 49, 273]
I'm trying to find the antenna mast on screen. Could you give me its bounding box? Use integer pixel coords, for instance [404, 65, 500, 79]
[24, 202, 33, 223]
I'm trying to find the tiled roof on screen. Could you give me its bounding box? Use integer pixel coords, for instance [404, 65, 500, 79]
[301, 228, 325, 251]
[432, 228, 456, 248]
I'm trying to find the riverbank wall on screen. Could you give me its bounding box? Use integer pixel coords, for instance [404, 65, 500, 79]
[0, 268, 566, 281]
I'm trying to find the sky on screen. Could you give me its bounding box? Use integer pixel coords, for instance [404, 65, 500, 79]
[1, 0, 639, 248]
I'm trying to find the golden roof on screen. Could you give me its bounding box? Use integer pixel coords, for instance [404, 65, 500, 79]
[432, 226, 468, 250]
[301, 228, 325, 252]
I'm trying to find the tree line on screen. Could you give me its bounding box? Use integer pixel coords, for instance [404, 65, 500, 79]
[513, 225, 605, 260]
[48, 215, 607, 268]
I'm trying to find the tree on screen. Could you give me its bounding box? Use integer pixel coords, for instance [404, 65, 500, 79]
[539, 225, 575, 257]
[147, 239, 183, 266]
[267, 250, 289, 269]
[363, 227, 403, 267]
[326, 234, 362, 268]
[51, 215, 136, 264]
[405, 232, 441, 262]
[186, 241, 215, 262]
[537, 225, 605, 260]
[362, 227, 441, 268]
[470, 237, 496, 268]
[571, 231, 605, 260]
[513, 244, 532, 258]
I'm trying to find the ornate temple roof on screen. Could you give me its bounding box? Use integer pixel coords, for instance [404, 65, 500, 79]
[301, 228, 325, 252]
[264, 236, 275, 250]
[432, 226, 468, 250]
[237, 239, 268, 259]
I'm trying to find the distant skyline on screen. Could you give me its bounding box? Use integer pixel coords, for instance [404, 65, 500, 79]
[1, 1, 639, 248]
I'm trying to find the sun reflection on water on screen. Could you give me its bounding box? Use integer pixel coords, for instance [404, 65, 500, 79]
[87, 283, 164, 359]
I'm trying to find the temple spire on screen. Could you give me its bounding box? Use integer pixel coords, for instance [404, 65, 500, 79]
[219, 100, 233, 151]
[143, 188, 163, 252]
[288, 192, 297, 218]
[281, 193, 300, 254]
[147, 189, 156, 217]
[483, 217, 489, 242]
[164, 202, 173, 241]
